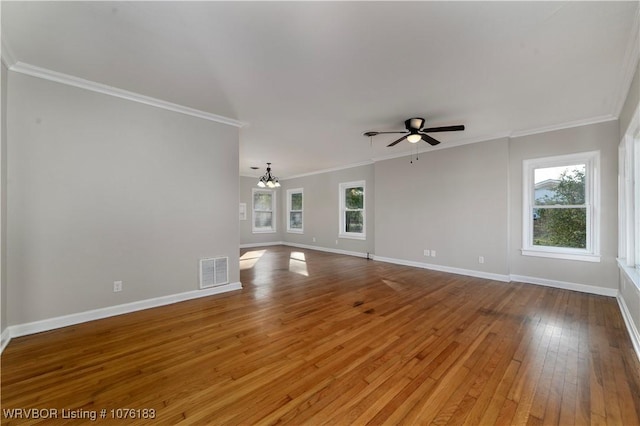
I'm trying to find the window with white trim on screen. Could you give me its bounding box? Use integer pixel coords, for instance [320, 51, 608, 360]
[619, 105, 640, 271]
[522, 151, 600, 262]
[287, 188, 303, 234]
[339, 181, 365, 240]
[252, 188, 276, 233]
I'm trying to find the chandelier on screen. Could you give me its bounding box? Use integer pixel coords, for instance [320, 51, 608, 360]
[257, 163, 280, 188]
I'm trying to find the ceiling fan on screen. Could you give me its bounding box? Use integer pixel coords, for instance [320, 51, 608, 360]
[364, 117, 465, 147]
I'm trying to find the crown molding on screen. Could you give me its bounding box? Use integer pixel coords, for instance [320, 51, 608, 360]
[509, 114, 617, 138]
[241, 160, 375, 181]
[9, 62, 246, 128]
[614, 6, 640, 118]
[371, 132, 511, 164]
[1, 38, 17, 68]
[282, 160, 374, 180]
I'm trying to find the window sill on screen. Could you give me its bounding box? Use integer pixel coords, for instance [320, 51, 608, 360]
[287, 229, 303, 234]
[618, 258, 640, 291]
[339, 233, 366, 241]
[521, 249, 600, 263]
[252, 229, 277, 234]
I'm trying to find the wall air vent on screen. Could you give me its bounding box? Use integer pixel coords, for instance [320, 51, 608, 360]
[199, 257, 229, 289]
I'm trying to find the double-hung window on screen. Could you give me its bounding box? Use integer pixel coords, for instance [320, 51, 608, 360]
[339, 181, 365, 240]
[619, 104, 640, 272]
[522, 151, 600, 262]
[252, 188, 276, 233]
[287, 188, 303, 233]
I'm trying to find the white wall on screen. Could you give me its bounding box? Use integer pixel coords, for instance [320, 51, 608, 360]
[375, 139, 510, 276]
[509, 121, 619, 290]
[7, 72, 240, 325]
[281, 164, 375, 255]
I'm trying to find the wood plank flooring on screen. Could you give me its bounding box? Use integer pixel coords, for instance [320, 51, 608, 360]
[2, 245, 640, 425]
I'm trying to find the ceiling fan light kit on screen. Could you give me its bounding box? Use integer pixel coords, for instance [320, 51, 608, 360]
[364, 117, 465, 147]
[407, 134, 422, 143]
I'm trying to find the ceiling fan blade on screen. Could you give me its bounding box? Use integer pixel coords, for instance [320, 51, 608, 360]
[421, 133, 441, 146]
[387, 134, 409, 147]
[421, 125, 465, 133]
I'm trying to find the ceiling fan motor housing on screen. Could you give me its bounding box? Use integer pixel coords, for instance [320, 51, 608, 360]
[406, 118, 425, 130]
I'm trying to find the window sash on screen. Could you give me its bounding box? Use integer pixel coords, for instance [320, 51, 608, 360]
[286, 188, 303, 233]
[252, 189, 276, 233]
[522, 151, 599, 262]
[531, 206, 588, 250]
[339, 181, 366, 239]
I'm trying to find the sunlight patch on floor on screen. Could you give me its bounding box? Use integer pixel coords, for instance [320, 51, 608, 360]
[289, 251, 309, 276]
[382, 279, 406, 292]
[240, 250, 266, 270]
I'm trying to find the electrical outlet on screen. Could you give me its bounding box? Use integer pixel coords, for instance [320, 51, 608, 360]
[424, 249, 430, 257]
[113, 281, 123, 292]
[478, 256, 485, 264]
[312, 237, 316, 243]
[336, 240, 339, 245]
[431, 250, 436, 257]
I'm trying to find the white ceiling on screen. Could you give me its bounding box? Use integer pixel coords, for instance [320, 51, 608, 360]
[2, 1, 639, 178]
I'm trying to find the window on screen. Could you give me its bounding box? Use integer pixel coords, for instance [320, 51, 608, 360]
[522, 151, 600, 262]
[619, 104, 640, 271]
[339, 181, 365, 240]
[252, 188, 276, 233]
[287, 188, 303, 234]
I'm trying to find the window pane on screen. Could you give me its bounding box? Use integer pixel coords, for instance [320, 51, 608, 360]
[533, 207, 586, 248]
[254, 212, 272, 228]
[345, 187, 364, 209]
[289, 212, 302, 229]
[345, 211, 363, 233]
[534, 164, 585, 205]
[291, 193, 302, 211]
[254, 193, 272, 211]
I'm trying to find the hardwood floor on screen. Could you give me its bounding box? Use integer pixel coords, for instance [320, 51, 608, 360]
[2, 245, 640, 425]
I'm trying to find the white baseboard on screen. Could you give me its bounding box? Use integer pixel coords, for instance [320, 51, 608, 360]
[373, 255, 511, 282]
[3, 282, 242, 345]
[372, 256, 620, 298]
[0, 327, 10, 354]
[282, 242, 369, 259]
[617, 294, 640, 362]
[509, 274, 618, 297]
[240, 241, 283, 249]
